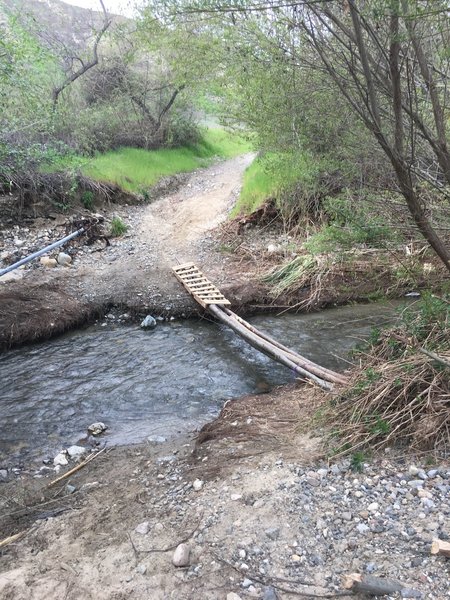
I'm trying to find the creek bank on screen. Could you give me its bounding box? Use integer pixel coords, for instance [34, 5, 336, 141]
[0, 385, 448, 599]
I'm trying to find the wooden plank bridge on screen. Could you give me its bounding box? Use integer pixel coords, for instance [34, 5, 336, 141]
[172, 262, 347, 390]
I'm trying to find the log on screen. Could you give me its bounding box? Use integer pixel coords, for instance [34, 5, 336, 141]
[208, 304, 333, 390]
[431, 539, 450, 557]
[222, 307, 348, 385]
[342, 573, 419, 596]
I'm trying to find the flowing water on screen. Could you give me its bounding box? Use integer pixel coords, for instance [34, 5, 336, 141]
[0, 302, 405, 466]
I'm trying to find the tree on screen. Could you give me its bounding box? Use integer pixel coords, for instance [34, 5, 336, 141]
[145, 0, 450, 271]
[51, 0, 112, 108]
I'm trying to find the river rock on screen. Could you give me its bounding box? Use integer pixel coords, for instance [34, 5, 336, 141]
[53, 451, 69, 466]
[66, 445, 87, 460]
[227, 594, 243, 600]
[141, 315, 157, 329]
[172, 543, 190, 567]
[88, 422, 108, 436]
[40, 257, 57, 268]
[57, 252, 72, 266]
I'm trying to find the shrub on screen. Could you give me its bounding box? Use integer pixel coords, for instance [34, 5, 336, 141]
[110, 216, 128, 237]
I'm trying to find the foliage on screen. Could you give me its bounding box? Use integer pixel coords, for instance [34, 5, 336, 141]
[110, 216, 128, 237]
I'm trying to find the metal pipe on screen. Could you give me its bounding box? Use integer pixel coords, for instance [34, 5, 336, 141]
[0, 228, 85, 278]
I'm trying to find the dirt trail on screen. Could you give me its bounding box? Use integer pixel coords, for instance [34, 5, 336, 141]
[0, 154, 256, 349]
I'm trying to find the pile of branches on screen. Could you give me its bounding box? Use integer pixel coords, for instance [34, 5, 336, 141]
[331, 300, 449, 455]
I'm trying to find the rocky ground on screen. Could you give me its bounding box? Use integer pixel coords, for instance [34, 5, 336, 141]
[0, 386, 449, 599]
[1, 155, 449, 598]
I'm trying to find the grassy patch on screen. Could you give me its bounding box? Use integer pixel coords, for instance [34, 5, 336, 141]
[231, 151, 332, 217]
[44, 128, 252, 194]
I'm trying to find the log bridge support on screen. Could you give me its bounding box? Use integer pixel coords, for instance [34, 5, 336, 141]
[172, 263, 347, 390]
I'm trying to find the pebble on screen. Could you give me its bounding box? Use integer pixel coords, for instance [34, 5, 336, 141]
[265, 527, 280, 541]
[231, 494, 242, 501]
[136, 564, 147, 575]
[0, 469, 7, 479]
[135, 521, 150, 535]
[242, 578, 253, 588]
[193, 479, 204, 492]
[226, 594, 243, 600]
[368, 502, 379, 512]
[57, 252, 72, 266]
[172, 543, 190, 567]
[147, 435, 167, 443]
[263, 587, 278, 600]
[40, 257, 57, 268]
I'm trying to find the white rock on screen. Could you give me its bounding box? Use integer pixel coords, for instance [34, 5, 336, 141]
[172, 543, 190, 567]
[66, 445, 87, 460]
[368, 502, 379, 512]
[267, 244, 278, 253]
[136, 564, 147, 575]
[135, 521, 150, 535]
[57, 252, 72, 266]
[409, 465, 419, 476]
[227, 594, 243, 600]
[231, 494, 242, 501]
[193, 479, 204, 492]
[53, 451, 69, 467]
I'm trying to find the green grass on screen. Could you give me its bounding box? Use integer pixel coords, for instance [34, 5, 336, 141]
[231, 151, 322, 218]
[45, 128, 252, 194]
[231, 157, 278, 217]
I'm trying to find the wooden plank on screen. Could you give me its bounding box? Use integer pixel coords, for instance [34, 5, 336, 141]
[172, 263, 230, 308]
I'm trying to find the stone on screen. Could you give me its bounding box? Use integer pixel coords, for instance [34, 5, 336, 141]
[65, 484, 76, 494]
[265, 527, 280, 541]
[356, 524, 370, 534]
[66, 445, 87, 460]
[53, 451, 69, 467]
[193, 479, 204, 492]
[135, 521, 150, 535]
[231, 494, 242, 501]
[409, 465, 419, 476]
[342, 512, 353, 521]
[141, 315, 157, 329]
[242, 578, 253, 588]
[40, 257, 57, 268]
[136, 564, 147, 575]
[0, 469, 7, 479]
[87, 422, 108, 436]
[57, 252, 72, 266]
[408, 479, 424, 489]
[368, 502, 379, 512]
[172, 543, 190, 567]
[226, 594, 243, 600]
[263, 586, 278, 600]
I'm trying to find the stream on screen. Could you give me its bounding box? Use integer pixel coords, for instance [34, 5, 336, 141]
[0, 301, 405, 466]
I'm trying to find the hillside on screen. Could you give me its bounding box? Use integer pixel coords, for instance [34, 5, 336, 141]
[1, 0, 126, 51]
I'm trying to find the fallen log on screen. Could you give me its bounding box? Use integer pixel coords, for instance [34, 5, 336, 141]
[342, 573, 420, 597]
[208, 304, 333, 390]
[222, 307, 347, 385]
[431, 538, 450, 557]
